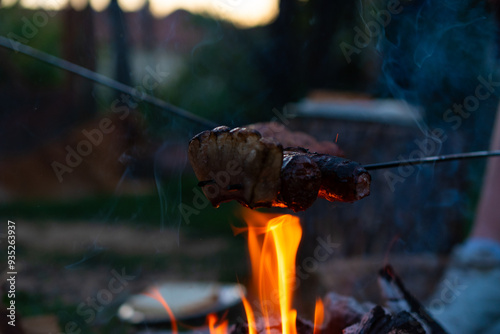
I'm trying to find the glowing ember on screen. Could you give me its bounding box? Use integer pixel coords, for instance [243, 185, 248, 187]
[208, 313, 229, 334]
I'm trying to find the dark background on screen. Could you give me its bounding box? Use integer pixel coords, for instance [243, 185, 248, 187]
[0, 0, 499, 332]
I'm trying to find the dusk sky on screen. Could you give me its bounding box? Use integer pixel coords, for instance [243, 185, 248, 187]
[3, 0, 280, 27]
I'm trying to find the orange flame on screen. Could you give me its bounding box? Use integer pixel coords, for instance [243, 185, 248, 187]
[241, 209, 302, 334]
[146, 210, 324, 334]
[144, 289, 229, 334]
[208, 313, 229, 334]
[241, 294, 257, 334]
[313, 298, 324, 334]
[143, 288, 178, 334]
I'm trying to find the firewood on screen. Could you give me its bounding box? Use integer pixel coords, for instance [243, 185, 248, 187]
[321, 292, 376, 334]
[229, 316, 314, 334]
[343, 306, 425, 334]
[378, 265, 447, 334]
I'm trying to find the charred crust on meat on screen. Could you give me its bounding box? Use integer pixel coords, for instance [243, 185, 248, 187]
[212, 125, 231, 133]
[275, 152, 322, 212]
[284, 147, 309, 154]
[188, 126, 283, 209]
[227, 183, 243, 191]
[310, 153, 371, 202]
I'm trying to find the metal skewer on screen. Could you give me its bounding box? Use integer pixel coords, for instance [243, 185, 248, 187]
[0, 36, 218, 129]
[3, 36, 500, 171]
[364, 150, 500, 170]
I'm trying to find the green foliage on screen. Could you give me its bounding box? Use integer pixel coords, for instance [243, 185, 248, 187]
[156, 23, 269, 126]
[0, 5, 64, 86]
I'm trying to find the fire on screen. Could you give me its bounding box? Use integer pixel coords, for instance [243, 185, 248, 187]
[313, 298, 324, 334]
[207, 313, 229, 334]
[143, 288, 178, 334]
[145, 210, 325, 334]
[238, 210, 302, 334]
[143, 287, 227, 334]
[241, 294, 257, 334]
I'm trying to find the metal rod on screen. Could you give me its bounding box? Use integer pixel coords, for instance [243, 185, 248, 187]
[0, 36, 218, 129]
[364, 150, 500, 170]
[4, 37, 500, 170]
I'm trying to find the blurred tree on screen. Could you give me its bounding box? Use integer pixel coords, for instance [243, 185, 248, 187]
[140, 1, 155, 50]
[62, 5, 97, 121]
[0, 6, 98, 155]
[108, 0, 132, 87]
[250, 0, 367, 117]
[150, 1, 370, 127]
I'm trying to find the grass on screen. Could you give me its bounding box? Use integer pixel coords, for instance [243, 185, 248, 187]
[0, 176, 250, 333]
[10, 240, 248, 333]
[8, 290, 138, 334]
[0, 175, 244, 236]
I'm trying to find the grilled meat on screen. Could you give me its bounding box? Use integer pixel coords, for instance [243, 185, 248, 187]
[188, 126, 283, 209]
[188, 126, 370, 212]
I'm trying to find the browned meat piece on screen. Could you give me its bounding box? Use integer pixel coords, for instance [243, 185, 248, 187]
[274, 148, 370, 210]
[247, 122, 344, 156]
[188, 126, 370, 212]
[310, 153, 371, 203]
[274, 151, 322, 212]
[188, 126, 283, 209]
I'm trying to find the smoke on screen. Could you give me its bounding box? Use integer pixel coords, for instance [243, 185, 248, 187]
[373, 0, 498, 138]
[153, 134, 190, 245]
[357, 0, 500, 252]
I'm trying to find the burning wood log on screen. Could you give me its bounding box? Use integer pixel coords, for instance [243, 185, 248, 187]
[321, 292, 376, 334]
[188, 125, 371, 212]
[343, 306, 425, 334]
[229, 316, 315, 334]
[230, 302, 426, 334]
[378, 265, 447, 334]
